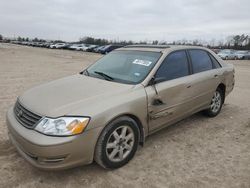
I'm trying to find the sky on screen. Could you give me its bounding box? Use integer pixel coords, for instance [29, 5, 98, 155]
[0, 0, 250, 42]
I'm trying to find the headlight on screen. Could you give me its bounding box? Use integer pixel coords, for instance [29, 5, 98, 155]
[35, 117, 90, 136]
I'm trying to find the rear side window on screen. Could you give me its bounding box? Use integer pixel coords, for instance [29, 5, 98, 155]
[189, 50, 213, 73]
[209, 54, 221, 68]
[155, 50, 189, 81]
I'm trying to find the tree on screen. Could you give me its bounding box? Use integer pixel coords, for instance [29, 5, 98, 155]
[33, 37, 39, 42]
[79, 36, 109, 45]
[0, 34, 3, 41]
[239, 34, 248, 46]
[17, 36, 22, 41]
[152, 40, 158, 45]
[233, 35, 241, 48]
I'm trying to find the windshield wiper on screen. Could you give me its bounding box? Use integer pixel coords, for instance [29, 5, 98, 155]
[94, 71, 114, 81]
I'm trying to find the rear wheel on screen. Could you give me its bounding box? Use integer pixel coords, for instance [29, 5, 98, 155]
[94, 116, 139, 169]
[204, 88, 223, 117]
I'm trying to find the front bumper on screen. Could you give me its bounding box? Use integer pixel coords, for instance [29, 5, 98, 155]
[6, 107, 102, 170]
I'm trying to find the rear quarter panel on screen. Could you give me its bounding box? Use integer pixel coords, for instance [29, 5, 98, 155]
[208, 50, 235, 96]
[220, 62, 235, 96]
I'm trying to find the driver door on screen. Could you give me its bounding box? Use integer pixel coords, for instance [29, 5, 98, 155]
[145, 50, 196, 132]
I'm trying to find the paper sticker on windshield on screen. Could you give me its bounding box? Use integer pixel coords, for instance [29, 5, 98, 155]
[132, 59, 152, 66]
[134, 72, 141, 77]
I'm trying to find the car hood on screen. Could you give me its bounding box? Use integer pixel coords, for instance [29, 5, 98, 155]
[19, 74, 133, 117]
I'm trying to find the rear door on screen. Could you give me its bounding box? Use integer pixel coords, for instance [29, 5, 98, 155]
[186, 49, 221, 109]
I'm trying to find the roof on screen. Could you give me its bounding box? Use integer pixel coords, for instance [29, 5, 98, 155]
[123, 45, 170, 49]
[119, 44, 208, 53]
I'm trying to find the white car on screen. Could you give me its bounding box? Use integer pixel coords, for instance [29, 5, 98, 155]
[217, 49, 237, 60]
[69, 44, 88, 51]
[234, 50, 250, 60]
[50, 43, 67, 49]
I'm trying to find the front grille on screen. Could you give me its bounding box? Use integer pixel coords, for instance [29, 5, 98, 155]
[14, 100, 42, 129]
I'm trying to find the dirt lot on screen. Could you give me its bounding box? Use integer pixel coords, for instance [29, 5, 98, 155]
[0, 43, 249, 188]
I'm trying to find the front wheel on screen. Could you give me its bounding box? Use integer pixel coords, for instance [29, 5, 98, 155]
[204, 88, 223, 117]
[94, 116, 139, 169]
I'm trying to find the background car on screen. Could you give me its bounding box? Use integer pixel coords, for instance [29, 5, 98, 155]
[93, 45, 106, 53]
[68, 44, 88, 51]
[234, 50, 250, 60]
[99, 44, 124, 54]
[217, 49, 237, 60]
[86, 45, 99, 52]
[210, 49, 221, 54]
[84, 45, 98, 52]
[50, 43, 67, 49]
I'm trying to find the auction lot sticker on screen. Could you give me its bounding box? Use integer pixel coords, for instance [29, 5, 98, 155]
[132, 59, 152, 66]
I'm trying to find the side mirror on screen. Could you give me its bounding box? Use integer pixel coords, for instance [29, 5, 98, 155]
[148, 77, 165, 85]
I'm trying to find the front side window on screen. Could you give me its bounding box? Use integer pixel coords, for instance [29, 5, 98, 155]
[155, 50, 189, 81]
[86, 50, 162, 84]
[189, 50, 213, 73]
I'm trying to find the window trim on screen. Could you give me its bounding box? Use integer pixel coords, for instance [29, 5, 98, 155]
[153, 49, 192, 84]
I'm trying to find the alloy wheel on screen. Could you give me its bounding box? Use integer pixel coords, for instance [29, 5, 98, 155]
[210, 91, 221, 113]
[106, 125, 135, 162]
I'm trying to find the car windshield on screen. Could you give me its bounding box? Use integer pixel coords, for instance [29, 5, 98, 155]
[86, 50, 162, 84]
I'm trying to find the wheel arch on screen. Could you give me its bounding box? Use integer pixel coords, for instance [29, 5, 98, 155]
[217, 83, 226, 104]
[123, 114, 145, 146]
[98, 113, 145, 147]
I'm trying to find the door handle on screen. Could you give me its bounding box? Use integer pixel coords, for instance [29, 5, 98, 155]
[214, 74, 218, 78]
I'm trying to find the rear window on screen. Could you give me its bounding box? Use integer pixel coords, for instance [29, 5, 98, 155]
[189, 50, 213, 73]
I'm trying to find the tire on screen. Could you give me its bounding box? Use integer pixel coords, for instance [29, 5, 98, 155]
[94, 116, 139, 169]
[203, 88, 223, 117]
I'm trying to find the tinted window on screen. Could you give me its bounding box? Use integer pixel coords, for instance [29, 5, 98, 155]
[209, 54, 221, 68]
[155, 50, 189, 81]
[189, 50, 213, 73]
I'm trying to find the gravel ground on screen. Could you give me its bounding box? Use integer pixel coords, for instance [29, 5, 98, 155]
[0, 43, 249, 188]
